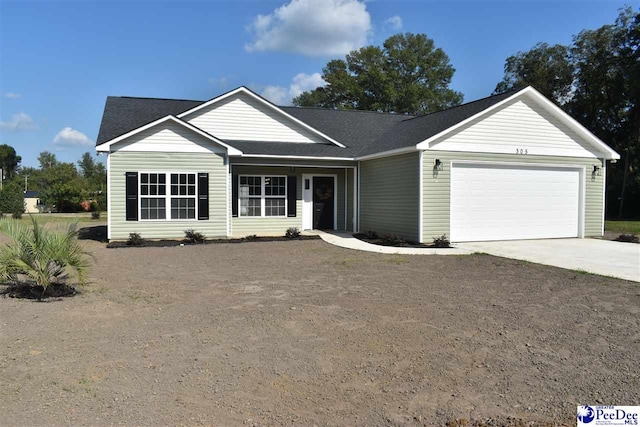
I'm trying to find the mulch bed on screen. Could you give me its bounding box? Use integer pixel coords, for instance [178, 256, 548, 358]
[353, 233, 449, 248]
[1, 282, 78, 300]
[106, 235, 321, 248]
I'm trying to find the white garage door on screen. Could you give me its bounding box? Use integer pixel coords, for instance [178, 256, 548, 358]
[450, 163, 582, 242]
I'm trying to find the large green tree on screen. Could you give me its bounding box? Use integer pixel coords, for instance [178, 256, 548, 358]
[568, 7, 640, 217]
[0, 179, 25, 217]
[0, 144, 22, 180]
[494, 7, 639, 218]
[78, 152, 107, 209]
[494, 42, 573, 104]
[38, 157, 85, 212]
[293, 33, 463, 115]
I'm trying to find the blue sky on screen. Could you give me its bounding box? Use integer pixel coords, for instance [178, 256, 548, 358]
[0, 0, 631, 168]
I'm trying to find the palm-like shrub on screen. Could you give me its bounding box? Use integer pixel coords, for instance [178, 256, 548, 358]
[0, 216, 92, 295]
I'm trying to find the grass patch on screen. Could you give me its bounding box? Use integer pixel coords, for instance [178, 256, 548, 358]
[605, 220, 640, 234]
[383, 255, 410, 265]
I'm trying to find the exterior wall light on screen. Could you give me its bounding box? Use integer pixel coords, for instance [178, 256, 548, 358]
[593, 165, 601, 176]
[434, 159, 443, 171]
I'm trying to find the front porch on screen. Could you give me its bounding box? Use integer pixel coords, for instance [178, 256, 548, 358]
[230, 160, 357, 238]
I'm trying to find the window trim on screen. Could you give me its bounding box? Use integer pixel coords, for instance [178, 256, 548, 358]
[138, 171, 200, 222]
[238, 174, 288, 218]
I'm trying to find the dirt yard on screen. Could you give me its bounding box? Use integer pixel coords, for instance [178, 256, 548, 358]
[1, 233, 639, 426]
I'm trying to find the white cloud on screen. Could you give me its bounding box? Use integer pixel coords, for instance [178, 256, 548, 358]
[385, 15, 403, 31]
[261, 72, 325, 105]
[245, 0, 372, 56]
[4, 92, 22, 99]
[0, 112, 37, 131]
[53, 127, 93, 147]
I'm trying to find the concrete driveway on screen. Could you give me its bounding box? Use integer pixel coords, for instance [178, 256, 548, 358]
[457, 238, 640, 282]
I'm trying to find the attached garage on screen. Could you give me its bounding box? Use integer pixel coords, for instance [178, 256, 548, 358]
[450, 162, 583, 242]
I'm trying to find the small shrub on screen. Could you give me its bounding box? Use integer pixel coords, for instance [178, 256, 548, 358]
[244, 234, 258, 241]
[432, 234, 451, 248]
[12, 210, 22, 219]
[127, 232, 145, 246]
[91, 211, 101, 220]
[0, 216, 92, 298]
[382, 234, 404, 246]
[616, 233, 639, 243]
[285, 227, 301, 239]
[365, 230, 378, 239]
[184, 229, 206, 244]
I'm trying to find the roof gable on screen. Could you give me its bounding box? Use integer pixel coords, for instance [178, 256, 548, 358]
[178, 87, 346, 147]
[417, 87, 619, 160]
[96, 115, 242, 155]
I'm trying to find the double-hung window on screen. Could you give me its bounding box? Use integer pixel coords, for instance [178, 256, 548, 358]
[239, 175, 286, 217]
[140, 173, 167, 220]
[139, 172, 197, 220]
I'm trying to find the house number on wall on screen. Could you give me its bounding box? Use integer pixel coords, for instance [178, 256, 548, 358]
[516, 148, 528, 154]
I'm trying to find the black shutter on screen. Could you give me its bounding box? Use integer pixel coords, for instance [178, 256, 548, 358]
[125, 172, 138, 221]
[232, 174, 239, 217]
[198, 173, 209, 220]
[287, 175, 297, 217]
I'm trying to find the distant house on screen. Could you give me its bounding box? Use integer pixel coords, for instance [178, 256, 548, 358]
[96, 86, 619, 242]
[24, 191, 41, 213]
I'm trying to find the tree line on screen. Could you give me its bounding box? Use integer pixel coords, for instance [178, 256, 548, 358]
[294, 7, 638, 218]
[0, 144, 106, 216]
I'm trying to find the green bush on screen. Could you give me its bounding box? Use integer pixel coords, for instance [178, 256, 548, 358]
[285, 227, 301, 239]
[91, 211, 101, 220]
[0, 216, 92, 296]
[127, 232, 145, 246]
[432, 234, 451, 248]
[184, 229, 206, 244]
[382, 234, 404, 246]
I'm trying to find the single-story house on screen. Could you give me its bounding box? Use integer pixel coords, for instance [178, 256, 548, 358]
[23, 190, 41, 214]
[96, 86, 619, 243]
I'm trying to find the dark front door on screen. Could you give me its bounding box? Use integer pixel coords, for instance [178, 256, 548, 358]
[313, 176, 334, 230]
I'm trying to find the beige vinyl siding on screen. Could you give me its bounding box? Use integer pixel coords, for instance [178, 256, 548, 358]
[428, 96, 598, 158]
[183, 93, 325, 144]
[360, 152, 420, 242]
[109, 152, 227, 240]
[231, 165, 350, 236]
[421, 151, 605, 241]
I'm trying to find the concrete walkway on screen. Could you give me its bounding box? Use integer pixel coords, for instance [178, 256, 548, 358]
[315, 232, 640, 282]
[457, 238, 640, 282]
[313, 231, 473, 255]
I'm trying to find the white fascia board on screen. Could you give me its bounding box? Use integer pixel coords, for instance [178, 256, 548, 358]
[416, 86, 620, 160]
[235, 153, 355, 161]
[95, 115, 242, 156]
[176, 86, 347, 148]
[355, 146, 417, 161]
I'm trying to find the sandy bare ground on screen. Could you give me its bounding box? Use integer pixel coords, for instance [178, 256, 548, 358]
[0, 233, 638, 426]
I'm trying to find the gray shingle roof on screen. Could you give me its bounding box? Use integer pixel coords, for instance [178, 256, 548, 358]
[96, 90, 519, 158]
[96, 96, 202, 145]
[359, 90, 518, 156]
